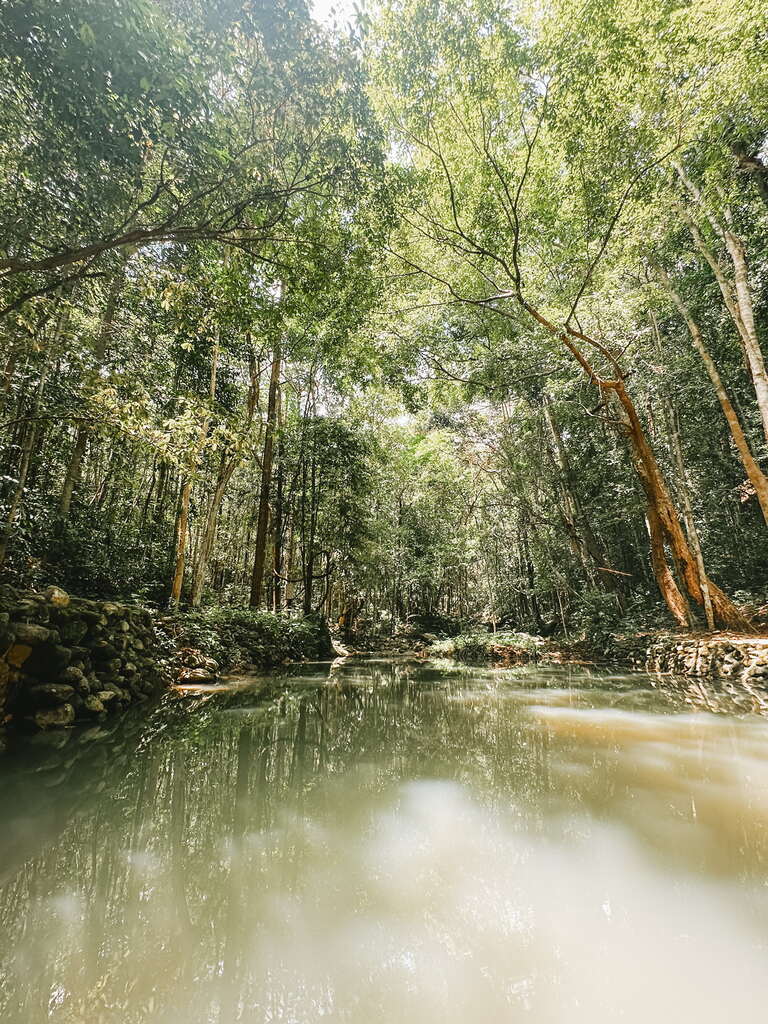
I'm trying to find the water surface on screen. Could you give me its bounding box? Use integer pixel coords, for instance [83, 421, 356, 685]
[1, 657, 767, 1022]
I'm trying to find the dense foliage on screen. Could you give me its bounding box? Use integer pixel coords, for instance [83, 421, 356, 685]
[2, 0, 768, 639]
[163, 607, 331, 671]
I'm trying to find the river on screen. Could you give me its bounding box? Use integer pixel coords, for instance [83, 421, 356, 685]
[1, 656, 767, 1021]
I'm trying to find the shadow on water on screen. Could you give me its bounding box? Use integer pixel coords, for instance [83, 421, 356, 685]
[1, 657, 768, 1021]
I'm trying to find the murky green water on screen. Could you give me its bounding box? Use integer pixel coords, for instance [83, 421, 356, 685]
[1, 656, 768, 1022]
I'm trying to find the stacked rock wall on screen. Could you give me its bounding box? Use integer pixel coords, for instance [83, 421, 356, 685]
[644, 634, 768, 681]
[0, 585, 171, 730]
[610, 631, 768, 682]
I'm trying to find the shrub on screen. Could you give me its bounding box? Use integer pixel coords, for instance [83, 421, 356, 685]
[429, 630, 544, 663]
[160, 608, 332, 672]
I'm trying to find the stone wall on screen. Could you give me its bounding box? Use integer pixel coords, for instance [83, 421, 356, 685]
[609, 631, 768, 682]
[0, 585, 171, 730]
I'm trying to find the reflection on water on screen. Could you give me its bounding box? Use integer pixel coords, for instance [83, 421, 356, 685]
[1, 658, 768, 1021]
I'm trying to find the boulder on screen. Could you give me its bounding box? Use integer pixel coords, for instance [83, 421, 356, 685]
[29, 684, 76, 706]
[23, 642, 72, 677]
[44, 586, 70, 608]
[58, 665, 86, 686]
[14, 623, 52, 646]
[34, 704, 75, 729]
[82, 695, 106, 716]
[7, 643, 32, 668]
[57, 618, 89, 645]
[89, 640, 119, 662]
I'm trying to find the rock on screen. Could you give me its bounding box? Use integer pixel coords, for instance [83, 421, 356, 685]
[89, 640, 119, 661]
[29, 684, 76, 706]
[13, 623, 52, 645]
[58, 618, 89, 644]
[82, 695, 106, 715]
[96, 690, 119, 706]
[44, 586, 70, 608]
[58, 665, 86, 686]
[23, 642, 72, 677]
[13, 598, 45, 621]
[99, 680, 123, 696]
[6, 643, 32, 668]
[34, 704, 75, 729]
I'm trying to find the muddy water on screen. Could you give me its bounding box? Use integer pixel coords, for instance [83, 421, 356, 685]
[1, 657, 767, 1022]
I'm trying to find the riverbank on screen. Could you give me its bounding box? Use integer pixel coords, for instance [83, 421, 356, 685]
[604, 631, 768, 683]
[0, 586, 332, 732]
[5, 583, 768, 734]
[425, 628, 768, 684]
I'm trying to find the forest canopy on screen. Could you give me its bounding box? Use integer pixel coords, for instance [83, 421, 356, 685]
[1, 0, 767, 639]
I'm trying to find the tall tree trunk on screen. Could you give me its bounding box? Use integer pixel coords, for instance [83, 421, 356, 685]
[59, 268, 124, 519]
[644, 502, 692, 628]
[517, 297, 749, 629]
[169, 477, 191, 610]
[0, 370, 50, 568]
[171, 335, 220, 608]
[249, 339, 281, 608]
[0, 343, 19, 420]
[657, 276, 768, 525]
[0, 300, 67, 567]
[272, 428, 285, 613]
[611, 379, 747, 629]
[303, 449, 318, 616]
[722, 221, 768, 445]
[674, 163, 768, 445]
[665, 405, 714, 629]
[543, 397, 620, 591]
[189, 454, 237, 607]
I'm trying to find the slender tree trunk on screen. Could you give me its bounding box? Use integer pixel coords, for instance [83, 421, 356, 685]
[0, 374, 50, 568]
[543, 398, 620, 590]
[59, 268, 124, 519]
[249, 339, 281, 608]
[657, 276, 768, 525]
[517, 296, 749, 629]
[190, 454, 237, 607]
[665, 405, 714, 629]
[722, 224, 768, 445]
[170, 477, 191, 610]
[611, 380, 748, 629]
[644, 502, 692, 627]
[674, 163, 768, 444]
[303, 451, 318, 616]
[170, 335, 220, 608]
[272, 429, 285, 613]
[0, 300, 67, 566]
[0, 344, 18, 420]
